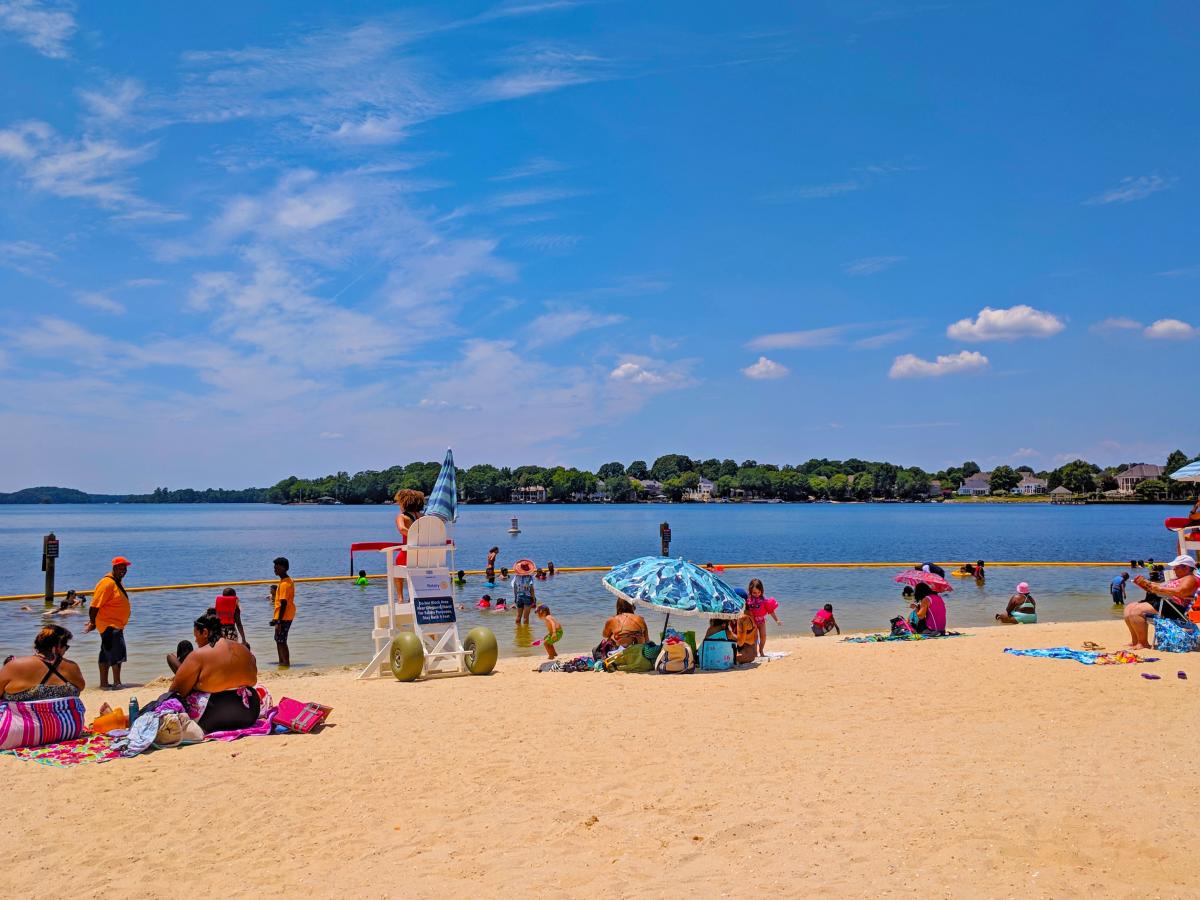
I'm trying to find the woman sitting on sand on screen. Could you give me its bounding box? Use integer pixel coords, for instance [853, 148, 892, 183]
[168, 611, 260, 734]
[911, 583, 947, 635]
[1123, 555, 1199, 650]
[0, 624, 84, 700]
[996, 582, 1037, 624]
[602, 599, 649, 648]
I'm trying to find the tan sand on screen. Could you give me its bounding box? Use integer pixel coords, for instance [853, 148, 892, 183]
[3, 619, 1198, 898]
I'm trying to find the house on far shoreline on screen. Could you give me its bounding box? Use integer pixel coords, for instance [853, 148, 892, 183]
[1017, 474, 1048, 495]
[957, 472, 991, 496]
[510, 485, 547, 503]
[1115, 463, 1163, 494]
[684, 477, 715, 502]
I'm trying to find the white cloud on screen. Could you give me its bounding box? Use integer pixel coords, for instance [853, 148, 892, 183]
[1157, 265, 1200, 278]
[0, 119, 160, 211]
[0, 239, 59, 282]
[946, 305, 1065, 342]
[79, 78, 144, 125]
[1013, 447, 1038, 459]
[527, 309, 624, 346]
[475, 45, 607, 102]
[741, 356, 789, 380]
[516, 233, 581, 251]
[854, 328, 912, 349]
[1091, 316, 1142, 333]
[0, 0, 75, 59]
[318, 431, 343, 439]
[747, 326, 849, 350]
[764, 180, 862, 202]
[889, 350, 989, 379]
[608, 355, 693, 389]
[1085, 175, 1175, 205]
[1144, 318, 1197, 340]
[76, 291, 125, 315]
[844, 255, 906, 276]
[491, 156, 568, 181]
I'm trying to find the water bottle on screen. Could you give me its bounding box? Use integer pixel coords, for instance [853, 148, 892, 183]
[128, 696, 139, 724]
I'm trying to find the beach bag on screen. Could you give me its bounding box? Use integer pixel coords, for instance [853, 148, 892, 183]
[700, 639, 735, 671]
[614, 644, 654, 673]
[890, 616, 914, 637]
[655, 641, 695, 674]
[0, 697, 85, 751]
[276, 698, 333, 733]
[1151, 617, 1200, 653]
[592, 638, 619, 660]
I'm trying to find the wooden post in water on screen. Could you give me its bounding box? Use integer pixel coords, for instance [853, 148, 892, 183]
[42, 532, 59, 607]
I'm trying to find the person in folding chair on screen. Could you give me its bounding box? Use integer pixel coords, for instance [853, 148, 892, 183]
[1124, 555, 1199, 649]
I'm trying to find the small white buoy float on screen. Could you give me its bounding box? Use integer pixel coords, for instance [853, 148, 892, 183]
[508, 516, 521, 534]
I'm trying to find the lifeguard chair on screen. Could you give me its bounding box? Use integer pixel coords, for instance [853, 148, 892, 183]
[1164, 517, 1200, 560]
[358, 515, 497, 681]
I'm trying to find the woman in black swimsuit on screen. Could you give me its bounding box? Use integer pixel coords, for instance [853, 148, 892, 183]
[0, 624, 85, 701]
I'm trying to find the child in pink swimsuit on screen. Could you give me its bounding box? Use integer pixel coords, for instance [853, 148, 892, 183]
[745, 579, 781, 657]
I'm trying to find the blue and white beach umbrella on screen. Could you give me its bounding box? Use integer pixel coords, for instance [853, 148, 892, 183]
[425, 447, 458, 523]
[602, 556, 745, 620]
[1169, 460, 1200, 483]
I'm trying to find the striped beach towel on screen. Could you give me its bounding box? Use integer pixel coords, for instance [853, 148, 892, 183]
[0, 697, 86, 751]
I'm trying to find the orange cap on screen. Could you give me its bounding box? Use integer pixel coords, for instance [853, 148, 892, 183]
[112, 556, 132, 567]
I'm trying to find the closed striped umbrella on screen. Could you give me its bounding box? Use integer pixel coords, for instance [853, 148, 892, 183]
[1169, 460, 1200, 483]
[426, 448, 458, 523]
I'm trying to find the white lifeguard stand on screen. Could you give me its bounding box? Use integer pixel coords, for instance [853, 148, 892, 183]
[1165, 517, 1200, 560]
[359, 515, 496, 681]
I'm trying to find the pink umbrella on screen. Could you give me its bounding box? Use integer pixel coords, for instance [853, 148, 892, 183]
[894, 569, 954, 593]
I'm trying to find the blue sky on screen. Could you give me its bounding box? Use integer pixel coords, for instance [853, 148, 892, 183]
[0, 1, 1196, 492]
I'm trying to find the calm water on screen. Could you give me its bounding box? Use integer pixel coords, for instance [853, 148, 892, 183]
[0, 502, 1188, 682]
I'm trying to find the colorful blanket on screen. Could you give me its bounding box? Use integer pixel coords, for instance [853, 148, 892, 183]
[1004, 647, 1158, 665]
[0, 733, 122, 767]
[843, 631, 967, 644]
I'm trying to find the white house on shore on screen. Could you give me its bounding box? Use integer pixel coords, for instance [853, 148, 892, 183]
[684, 477, 715, 502]
[1115, 463, 1163, 494]
[1017, 474, 1048, 495]
[510, 485, 547, 503]
[957, 472, 991, 496]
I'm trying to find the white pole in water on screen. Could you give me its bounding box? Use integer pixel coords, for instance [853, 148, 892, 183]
[508, 517, 521, 534]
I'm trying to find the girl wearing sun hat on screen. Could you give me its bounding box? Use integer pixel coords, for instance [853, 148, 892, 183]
[996, 582, 1037, 624]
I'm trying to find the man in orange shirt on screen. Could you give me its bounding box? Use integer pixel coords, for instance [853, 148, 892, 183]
[85, 556, 132, 690]
[269, 556, 295, 667]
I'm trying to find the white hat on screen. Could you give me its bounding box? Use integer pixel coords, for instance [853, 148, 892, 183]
[1168, 554, 1197, 569]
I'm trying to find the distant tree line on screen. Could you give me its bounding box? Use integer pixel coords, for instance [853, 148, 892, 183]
[4, 449, 1193, 504]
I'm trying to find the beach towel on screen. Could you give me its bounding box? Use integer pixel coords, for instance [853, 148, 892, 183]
[0, 733, 122, 767]
[1150, 617, 1200, 653]
[208, 707, 278, 742]
[0, 697, 86, 751]
[843, 632, 967, 644]
[1003, 647, 1157, 665]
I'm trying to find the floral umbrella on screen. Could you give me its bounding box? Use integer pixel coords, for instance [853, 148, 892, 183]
[894, 569, 954, 593]
[602, 556, 745, 621]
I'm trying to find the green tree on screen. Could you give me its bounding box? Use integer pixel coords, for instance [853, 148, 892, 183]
[662, 476, 686, 501]
[605, 474, 632, 501]
[1135, 478, 1167, 500]
[650, 454, 694, 481]
[627, 460, 649, 480]
[1165, 449, 1190, 477]
[962, 460, 981, 478]
[1052, 459, 1099, 494]
[989, 465, 1020, 494]
[715, 474, 736, 498]
[597, 461, 625, 480]
[854, 472, 875, 500]
[828, 473, 849, 500]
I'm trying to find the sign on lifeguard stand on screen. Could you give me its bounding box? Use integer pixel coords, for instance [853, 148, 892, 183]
[359, 515, 497, 681]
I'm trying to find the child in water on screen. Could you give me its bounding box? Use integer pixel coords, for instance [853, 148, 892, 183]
[536, 604, 563, 659]
[355, 570, 369, 587]
[477, 594, 492, 609]
[745, 578, 781, 657]
[452, 569, 467, 586]
[811, 603, 840, 636]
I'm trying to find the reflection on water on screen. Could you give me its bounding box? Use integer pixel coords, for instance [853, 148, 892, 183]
[0, 502, 1184, 682]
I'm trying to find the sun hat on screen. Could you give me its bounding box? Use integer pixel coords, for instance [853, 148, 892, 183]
[1168, 554, 1197, 569]
[111, 556, 132, 567]
[1017, 582, 1030, 594]
[513, 559, 536, 576]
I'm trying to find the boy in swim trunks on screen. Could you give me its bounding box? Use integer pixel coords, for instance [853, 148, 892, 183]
[536, 604, 563, 659]
[269, 556, 295, 668]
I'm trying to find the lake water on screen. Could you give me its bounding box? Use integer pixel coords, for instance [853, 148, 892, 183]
[0, 502, 1189, 683]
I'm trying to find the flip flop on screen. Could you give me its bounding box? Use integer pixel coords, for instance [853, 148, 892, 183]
[1141, 673, 1162, 680]
[1082, 642, 1104, 651]
[1178, 671, 1188, 680]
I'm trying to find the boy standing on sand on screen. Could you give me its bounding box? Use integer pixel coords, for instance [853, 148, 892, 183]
[536, 605, 563, 659]
[269, 556, 295, 667]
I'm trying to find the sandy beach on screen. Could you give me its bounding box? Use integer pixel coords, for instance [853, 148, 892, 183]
[4, 618, 1198, 898]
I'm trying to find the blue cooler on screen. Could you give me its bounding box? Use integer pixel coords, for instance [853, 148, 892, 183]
[700, 639, 735, 670]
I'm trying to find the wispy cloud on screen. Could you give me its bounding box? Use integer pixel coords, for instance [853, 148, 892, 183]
[947, 305, 1065, 341]
[0, 0, 75, 59]
[491, 156, 568, 181]
[1156, 264, 1200, 278]
[879, 420, 958, 430]
[844, 255, 906, 276]
[889, 350, 988, 379]
[516, 233, 581, 251]
[1085, 174, 1176, 205]
[741, 356, 789, 380]
[0, 239, 60, 282]
[853, 327, 913, 349]
[747, 321, 913, 351]
[76, 291, 126, 315]
[527, 308, 624, 346]
[1090, 316, 1142, 334]
[763, 162, 916, 204]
